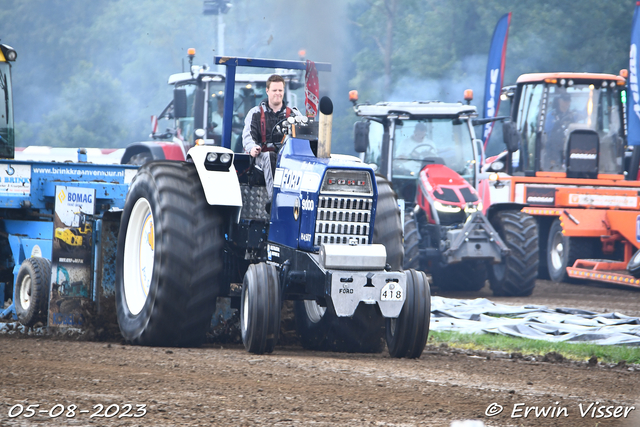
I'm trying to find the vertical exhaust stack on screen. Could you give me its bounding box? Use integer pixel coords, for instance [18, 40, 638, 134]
[317, 96, 333, 158]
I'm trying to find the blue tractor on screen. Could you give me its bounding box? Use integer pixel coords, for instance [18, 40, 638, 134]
[115, 57, 431, 357]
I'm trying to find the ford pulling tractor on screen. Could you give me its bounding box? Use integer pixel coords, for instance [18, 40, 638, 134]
[351, 92, 538, 296]
[115, 57, 431, 357]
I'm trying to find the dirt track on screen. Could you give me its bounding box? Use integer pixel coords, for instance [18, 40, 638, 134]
[0, 279, 639, 427]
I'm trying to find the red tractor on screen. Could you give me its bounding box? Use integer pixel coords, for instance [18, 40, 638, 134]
[352, 92, 538, 296]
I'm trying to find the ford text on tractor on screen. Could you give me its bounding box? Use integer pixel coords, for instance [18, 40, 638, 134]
[121, 49, 307, 165]
[350, 91, 537, 296]
[115, 57, 431, 357]
[484, 71, 640, 287]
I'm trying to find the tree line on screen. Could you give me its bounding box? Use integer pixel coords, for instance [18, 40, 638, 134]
[0, 0, 633, 154]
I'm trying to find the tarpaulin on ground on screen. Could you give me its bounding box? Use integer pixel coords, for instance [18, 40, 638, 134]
[431, 297, 640, 345]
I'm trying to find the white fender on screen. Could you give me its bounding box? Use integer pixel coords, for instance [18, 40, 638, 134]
[187, 146, 242, 222]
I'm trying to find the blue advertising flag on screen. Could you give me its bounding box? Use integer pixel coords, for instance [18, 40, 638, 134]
[482, 12, 511, 148]
[629, 1, 640, 146]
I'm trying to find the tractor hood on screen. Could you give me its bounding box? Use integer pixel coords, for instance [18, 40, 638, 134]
[417, 164, 481, 225]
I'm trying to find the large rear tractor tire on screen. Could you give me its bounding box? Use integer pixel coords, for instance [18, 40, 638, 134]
[15, 257, 51, 327]
[386, 269, 431, 359]
[294, 300, 385, 353]
[547, 218, 597, 283]
[374, 175, 403, 270]
[127, 151, 153, 166]
[241, 262, 281, 354]
[115, 161, 224, 347]
[488, 210, 538, 296]
[431, 261, 487, 292]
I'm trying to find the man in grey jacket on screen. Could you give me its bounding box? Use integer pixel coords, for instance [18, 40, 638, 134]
[242, 74, 301, 200]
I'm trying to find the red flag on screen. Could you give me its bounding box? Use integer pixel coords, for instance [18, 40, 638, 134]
[305, 60, 319, 118]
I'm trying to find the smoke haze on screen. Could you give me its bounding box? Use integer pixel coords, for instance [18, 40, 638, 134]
[0, 0, 633, 154]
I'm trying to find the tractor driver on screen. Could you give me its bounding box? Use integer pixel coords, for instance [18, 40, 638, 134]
[545, 93, 574, 136]
[394, 122, 439, 175]
[543, 92, 582, 170]
[242, 74, 302, 202]
[395, 123, 433, 157]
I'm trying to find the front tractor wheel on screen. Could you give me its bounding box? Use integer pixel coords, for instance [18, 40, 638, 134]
[386, 269, 431, 359]
[488, 210, 538, 296]
[628, 249, 640, 278]
[115, 161, 224, 346]
[240, 263, 281, 354]
[547, 218, 597, 283]
[403, 213, 421, 270]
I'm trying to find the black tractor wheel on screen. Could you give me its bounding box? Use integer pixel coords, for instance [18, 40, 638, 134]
[431, 261, 487, 292]
[115, 161, 224, 347]
[536, 218, 551, 280]
[15, 257, 51, 327]
[628, 249, 640, 278]
[488, 210, 538, 296]
[240, 262, 281, 354]
[374, 175, 403, 270]
[127, 151, 153, 166]
[403, 213, 421, 270]
[294, 300, 385, 353]
[547, 218, 597, 283]
[386, 269, 431, 359]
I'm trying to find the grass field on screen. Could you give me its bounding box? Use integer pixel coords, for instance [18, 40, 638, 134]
[429, 331, 640, 365]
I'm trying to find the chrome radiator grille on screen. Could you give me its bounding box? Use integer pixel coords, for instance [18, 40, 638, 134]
[315, 196, 373, 246]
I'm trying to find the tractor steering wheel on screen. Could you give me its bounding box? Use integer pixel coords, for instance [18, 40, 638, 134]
[409, 143, 438, 158]
[269, 117, 292, 151]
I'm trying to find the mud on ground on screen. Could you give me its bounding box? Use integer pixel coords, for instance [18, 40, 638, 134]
[0, 278, 638, 427]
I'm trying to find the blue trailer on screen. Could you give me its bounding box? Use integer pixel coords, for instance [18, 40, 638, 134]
[0, 42, 137, 328]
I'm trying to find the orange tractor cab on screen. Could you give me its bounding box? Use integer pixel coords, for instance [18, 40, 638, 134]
[481, 71, 640, 287]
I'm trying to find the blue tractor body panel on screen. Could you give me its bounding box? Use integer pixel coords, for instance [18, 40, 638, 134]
[268, 137, 377, 252]
[0, 159, 136, 319]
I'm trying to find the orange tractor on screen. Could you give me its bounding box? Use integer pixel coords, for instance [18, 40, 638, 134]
[481, 71, 640, 287]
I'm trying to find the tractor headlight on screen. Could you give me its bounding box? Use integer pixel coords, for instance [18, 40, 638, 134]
[434, 201, 461, 213]
[204, 150, 233, 171]
[220, 153, 232, 163]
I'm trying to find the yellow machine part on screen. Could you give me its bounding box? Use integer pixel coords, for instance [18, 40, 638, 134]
[55, 228, 83, 247]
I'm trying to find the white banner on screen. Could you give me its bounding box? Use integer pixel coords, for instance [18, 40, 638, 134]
[568, 193, 637, 208]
